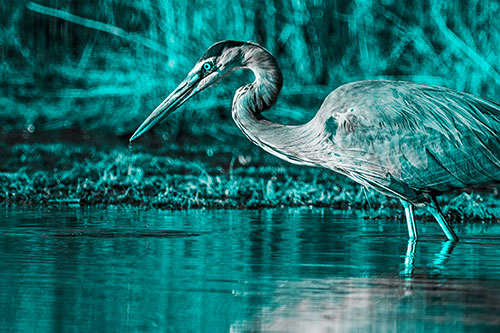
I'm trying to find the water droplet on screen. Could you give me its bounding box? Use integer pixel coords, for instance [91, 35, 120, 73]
[128, 142, 133, 149]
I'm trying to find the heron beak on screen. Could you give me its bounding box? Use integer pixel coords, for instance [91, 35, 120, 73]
[129, 73, 200, 143]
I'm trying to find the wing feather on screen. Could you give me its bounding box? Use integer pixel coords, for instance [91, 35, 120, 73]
[320, 80, 500, 202]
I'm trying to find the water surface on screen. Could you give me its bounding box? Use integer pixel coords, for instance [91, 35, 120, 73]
[1, 207, 500, 331]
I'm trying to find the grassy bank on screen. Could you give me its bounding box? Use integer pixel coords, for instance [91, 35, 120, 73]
[0, 133, 363, 208]
[1, 131, 498, 222]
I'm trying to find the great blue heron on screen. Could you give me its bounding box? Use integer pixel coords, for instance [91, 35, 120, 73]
[130, 40, 500, 241]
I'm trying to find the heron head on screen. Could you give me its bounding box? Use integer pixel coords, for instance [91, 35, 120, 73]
[129, 40, 248, 143]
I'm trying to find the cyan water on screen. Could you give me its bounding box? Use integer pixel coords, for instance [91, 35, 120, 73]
[1, 207, 500, 331]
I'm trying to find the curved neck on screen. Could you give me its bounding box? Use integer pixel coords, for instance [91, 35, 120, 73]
[231, 45, 325, 166]
[233, 44, 283, 115]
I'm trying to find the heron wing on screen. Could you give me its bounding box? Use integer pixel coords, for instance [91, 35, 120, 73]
[320, 80, 500, 201]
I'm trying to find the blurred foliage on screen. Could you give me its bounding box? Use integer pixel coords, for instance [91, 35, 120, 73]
[1, 0, 500, 136]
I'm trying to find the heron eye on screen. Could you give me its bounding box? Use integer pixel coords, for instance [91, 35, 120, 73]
[202, 62, 213, 72]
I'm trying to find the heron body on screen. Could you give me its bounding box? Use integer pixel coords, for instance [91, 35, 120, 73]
[130, 40, 500, 241]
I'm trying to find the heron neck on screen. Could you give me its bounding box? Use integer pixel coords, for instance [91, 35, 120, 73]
[232, 45, 325, 166]
[231, 48, 325, 166]
[234, 104, 325, 166]
[234, 43, 283, 115]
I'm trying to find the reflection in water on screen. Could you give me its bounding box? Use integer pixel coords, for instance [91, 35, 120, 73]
[432, 240, 457, 270]
[403, 239, 457, 276]
[1, 207, 500, 331]
[403, 239, 417, 276]
[234, 276, 500, 332]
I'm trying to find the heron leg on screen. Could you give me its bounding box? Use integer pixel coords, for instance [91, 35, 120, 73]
[400, 200, 417, 240]
[427, 198, 459, 241]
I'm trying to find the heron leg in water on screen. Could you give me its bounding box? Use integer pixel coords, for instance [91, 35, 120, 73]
[427, 197, 459, 241]
[401, 200, 417, 240]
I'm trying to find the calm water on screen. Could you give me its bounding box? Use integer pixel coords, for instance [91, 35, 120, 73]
[1, 207, 500, 332]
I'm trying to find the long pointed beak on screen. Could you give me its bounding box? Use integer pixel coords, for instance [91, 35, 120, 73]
[129, 73, 200, 143]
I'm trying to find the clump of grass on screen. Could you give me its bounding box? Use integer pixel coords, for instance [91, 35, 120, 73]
[1, 137, 498, 223]
[445, 192, 494, 221]
[0, 136, 379, 207]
